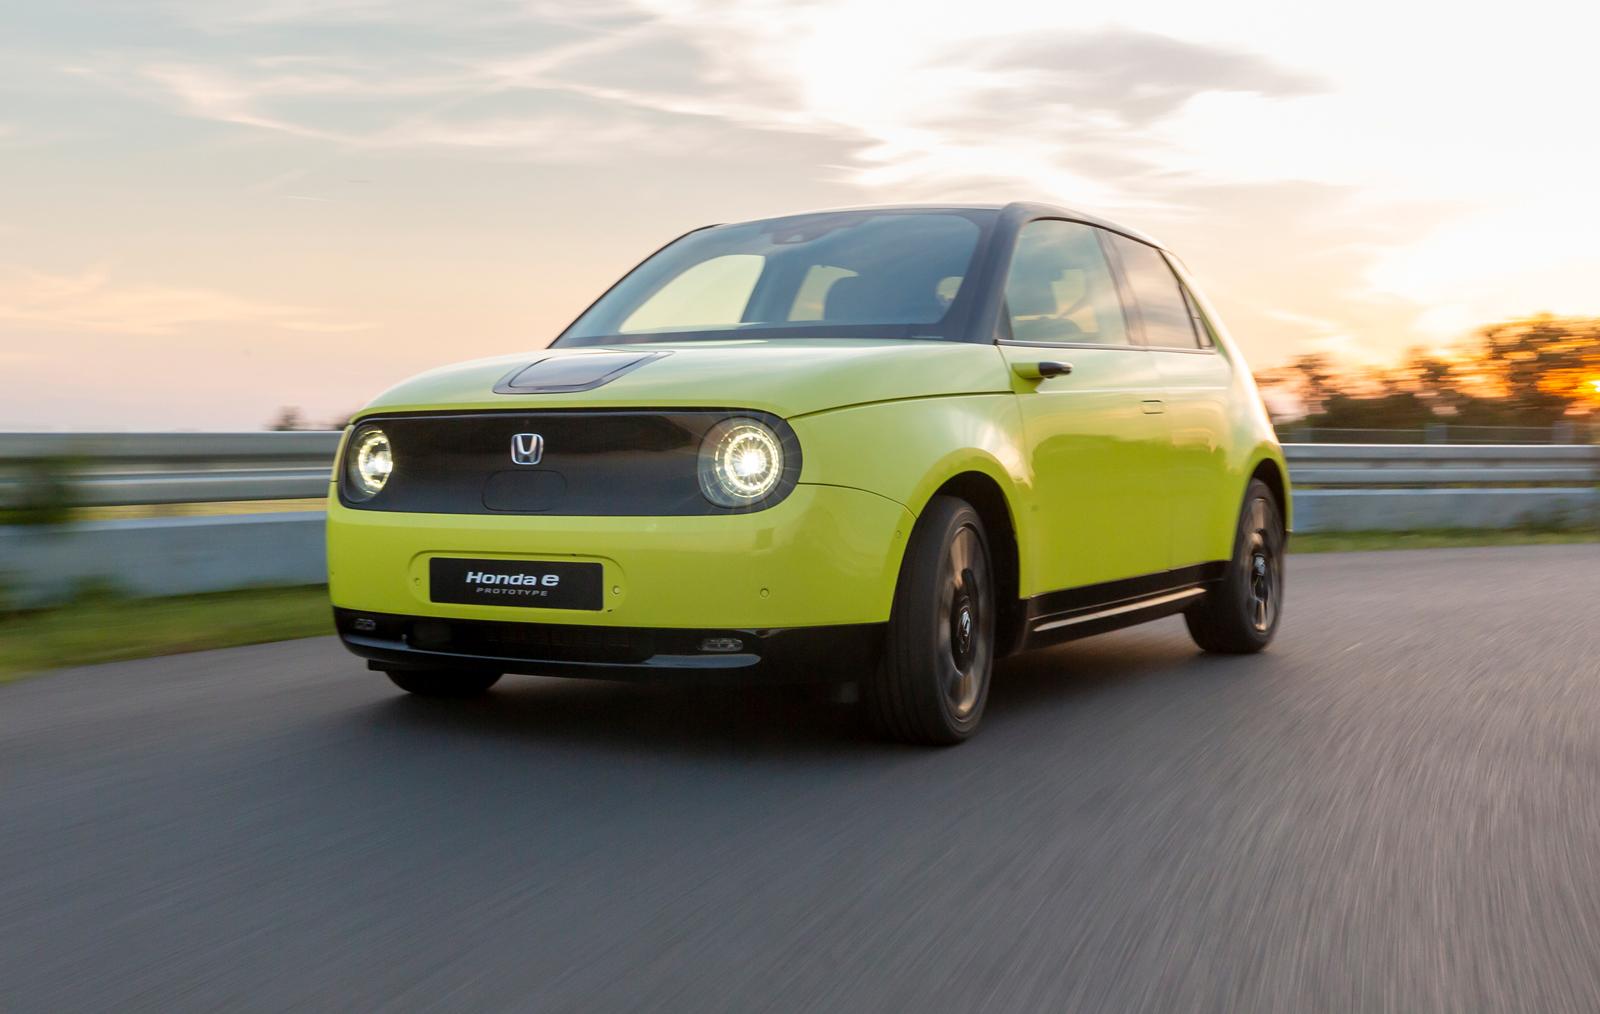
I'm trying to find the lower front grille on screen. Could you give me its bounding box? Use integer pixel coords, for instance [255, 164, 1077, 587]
[412, 617, 655, 664]
[335, 609, 745, 665]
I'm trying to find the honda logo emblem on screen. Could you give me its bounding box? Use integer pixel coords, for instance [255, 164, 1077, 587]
[510, 433, 544, 465]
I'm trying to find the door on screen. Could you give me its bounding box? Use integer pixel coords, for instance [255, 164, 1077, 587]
[1103, 234, 1235, 569]
[996, 219, 1170, 594]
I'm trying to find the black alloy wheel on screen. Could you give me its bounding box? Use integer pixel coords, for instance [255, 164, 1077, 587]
[1185, 477, 1285, 654]
[866, 495, 996, 745]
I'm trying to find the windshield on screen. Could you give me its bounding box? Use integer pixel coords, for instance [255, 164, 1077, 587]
[556, 209, 993, 346]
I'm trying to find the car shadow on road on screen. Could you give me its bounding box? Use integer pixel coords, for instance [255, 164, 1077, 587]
[355, 622, 1220, 759]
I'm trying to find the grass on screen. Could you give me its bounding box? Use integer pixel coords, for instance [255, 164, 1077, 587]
[1291, 528, 1600, 553]
[0, 585, 333, 682]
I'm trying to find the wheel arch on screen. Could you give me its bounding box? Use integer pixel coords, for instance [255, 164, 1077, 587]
[1247, 454, 1291, 533]
[915, 467, 1027, 657]
[788, 395, 1032, 638]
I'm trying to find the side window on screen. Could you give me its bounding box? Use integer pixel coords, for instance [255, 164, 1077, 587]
[1003, 220, 1129, 345]
[1107, 235, 1201, 349]
[1180, 285, 1217, 348]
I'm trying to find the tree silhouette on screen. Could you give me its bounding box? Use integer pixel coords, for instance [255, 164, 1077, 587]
[1259, 314, 1600, 433]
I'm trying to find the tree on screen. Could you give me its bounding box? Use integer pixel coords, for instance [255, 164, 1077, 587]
[267, 407, 307, 431]
[1256, 314, 1600, 431]
[1473, 315, 1600, 423]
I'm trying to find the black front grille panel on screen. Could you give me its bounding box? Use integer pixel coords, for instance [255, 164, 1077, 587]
[340, 410, 799, 516]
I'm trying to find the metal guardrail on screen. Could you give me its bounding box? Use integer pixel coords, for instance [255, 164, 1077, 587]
[0, 432, 340, 507]
[1281, 423, 1597, 445]
[1284, 444, 1600, 487]
[1284, 444, 1598, 535]
[1, 433, 1596, 508]
[1, 433, 1595, 605]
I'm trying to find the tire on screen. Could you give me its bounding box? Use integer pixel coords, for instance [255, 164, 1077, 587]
[386, 668, 502, 698]
[865, 495, 996, 745]
[1185, 478, 1285, 654]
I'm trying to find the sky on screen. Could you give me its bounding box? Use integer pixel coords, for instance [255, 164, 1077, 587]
[2, 0, 1597, 430]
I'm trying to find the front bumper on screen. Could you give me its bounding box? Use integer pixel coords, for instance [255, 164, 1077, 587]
[328, 483, 915, 630]
[335, 608, 883, 683]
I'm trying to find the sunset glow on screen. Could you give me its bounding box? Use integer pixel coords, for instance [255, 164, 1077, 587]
[3, 0, 1600, 428]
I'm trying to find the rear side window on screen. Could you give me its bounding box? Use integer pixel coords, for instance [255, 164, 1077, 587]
[1003, 220, 1129, 345]
[1106, 234, 1201, 349]
[1180, 285, 1217, 348]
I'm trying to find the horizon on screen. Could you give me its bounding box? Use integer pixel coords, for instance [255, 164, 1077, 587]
[4, 0, 1598, 430]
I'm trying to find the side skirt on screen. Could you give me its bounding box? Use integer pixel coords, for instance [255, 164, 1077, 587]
[1015, 562, 1226, 653]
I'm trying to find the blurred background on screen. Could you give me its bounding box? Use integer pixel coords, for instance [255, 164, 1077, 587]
[3, 0, 1598, 433]
[4, 2, 1600, 1011]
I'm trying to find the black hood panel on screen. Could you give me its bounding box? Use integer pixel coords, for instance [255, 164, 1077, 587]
[494, 351, 667, 394]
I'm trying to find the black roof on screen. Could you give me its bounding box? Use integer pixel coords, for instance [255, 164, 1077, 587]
[714, 201, 1166, 251]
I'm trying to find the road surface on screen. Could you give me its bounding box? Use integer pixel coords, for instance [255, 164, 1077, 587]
[5, 546, 1600, 1012]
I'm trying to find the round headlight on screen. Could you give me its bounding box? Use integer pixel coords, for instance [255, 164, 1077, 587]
[699, 417, 783, 507]
[346, 426, 393, 500]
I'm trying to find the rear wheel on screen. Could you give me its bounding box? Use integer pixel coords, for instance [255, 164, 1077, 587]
[386, 668, 502, 698]
[1185, 478, 1284, 653]
[865, 495, 995, 745]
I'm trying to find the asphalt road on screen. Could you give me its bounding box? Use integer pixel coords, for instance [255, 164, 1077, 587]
[5, 545, 1600, 1012]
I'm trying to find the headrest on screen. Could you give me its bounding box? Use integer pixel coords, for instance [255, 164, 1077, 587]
[822, 276, 875, 321]
[1006, 274, 1059, 317]
[822, 273, 946, 324]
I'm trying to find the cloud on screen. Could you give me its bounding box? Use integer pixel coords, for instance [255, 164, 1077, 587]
[163, 0, 636, 30]
[970, 28, 1324, 125]
[140, 63, 340, 140]
[1263, 307, 1345, 332]
[125, 18, 696, 159]
[523, 3, 1326, 209]
[0, 266, 372, 336]
[123, 0, 1323, 208]
[34, 0, 1600, 374]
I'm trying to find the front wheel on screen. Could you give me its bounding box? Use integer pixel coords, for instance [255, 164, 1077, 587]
[386, 668, 502, 698]
[864, 495, 996, 745]
[1185, 478, 1285, 653]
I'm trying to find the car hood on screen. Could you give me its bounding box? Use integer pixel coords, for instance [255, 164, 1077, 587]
[359, 339, 1012, 419]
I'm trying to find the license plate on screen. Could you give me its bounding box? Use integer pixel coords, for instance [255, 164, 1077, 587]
[429, 558, 603, 610]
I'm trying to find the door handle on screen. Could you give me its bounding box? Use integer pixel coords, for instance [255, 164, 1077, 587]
[1012, 361, 1073, 381]
[1141, 399, 1166, 414]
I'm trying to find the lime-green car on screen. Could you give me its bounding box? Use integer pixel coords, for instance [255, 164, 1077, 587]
[330, 203, 1288, 743]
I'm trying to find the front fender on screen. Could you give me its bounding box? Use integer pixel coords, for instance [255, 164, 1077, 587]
[791, 392, 1039, 589]
[793, 394, 1028, 513]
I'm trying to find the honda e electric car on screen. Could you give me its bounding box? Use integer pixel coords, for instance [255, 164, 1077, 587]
[329, 203, 1289, 744]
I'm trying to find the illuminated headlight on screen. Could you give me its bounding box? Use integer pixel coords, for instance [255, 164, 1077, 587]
[345, 426, 393, 500]
[699, 417, 783, 507]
